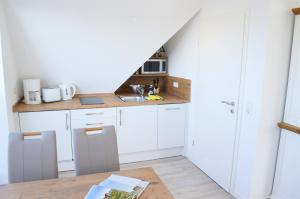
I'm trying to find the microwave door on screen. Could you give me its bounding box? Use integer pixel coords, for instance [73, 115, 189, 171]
[142, 61, 160, 74]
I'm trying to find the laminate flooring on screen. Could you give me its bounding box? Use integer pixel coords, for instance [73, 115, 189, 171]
[59, 156, 234, 199]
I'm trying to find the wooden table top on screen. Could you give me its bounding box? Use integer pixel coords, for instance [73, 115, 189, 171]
[0, 167, 174, 199]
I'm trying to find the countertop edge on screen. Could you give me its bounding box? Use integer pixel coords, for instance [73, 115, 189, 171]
[13, 93, 190, 113]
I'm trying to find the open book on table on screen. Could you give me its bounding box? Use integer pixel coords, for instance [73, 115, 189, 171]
[85, 174, 149, 199]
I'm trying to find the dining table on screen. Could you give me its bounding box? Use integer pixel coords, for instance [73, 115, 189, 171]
[0, 167, 174, 199]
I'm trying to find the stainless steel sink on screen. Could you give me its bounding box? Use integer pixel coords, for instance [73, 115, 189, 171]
[119, 96, 146, 102]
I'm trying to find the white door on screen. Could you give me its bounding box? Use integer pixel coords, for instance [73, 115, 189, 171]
[191, 11, 246, 191]
[158, 104, 186, 149]
[19, 111, 72, 162]
[116, 106, 157, 154]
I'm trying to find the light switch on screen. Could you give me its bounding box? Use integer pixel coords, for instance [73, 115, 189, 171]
[13, 87, 17, 96]
[246, 101, 253, 115]
[173, 81, 179, 88]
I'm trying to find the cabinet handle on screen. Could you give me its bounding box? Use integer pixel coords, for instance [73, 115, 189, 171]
[119, 110, 122, 126]
[65, 113, 69, 131]
[85, 112, 104, 116]
[86, 123, 104, 126]
[221, 101, 235, 106]
[165, 108, 181, 111]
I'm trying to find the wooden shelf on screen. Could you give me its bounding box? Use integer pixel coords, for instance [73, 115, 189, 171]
[278, 122, 300, 135]
[132, 74, 169, 77]
[149, 56, 168, 60]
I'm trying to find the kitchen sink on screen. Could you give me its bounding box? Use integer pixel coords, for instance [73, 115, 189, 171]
[119, 96, 146, 102]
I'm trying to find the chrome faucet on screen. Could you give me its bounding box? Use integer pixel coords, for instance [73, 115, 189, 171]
[129, 84, 145, 97]
[136, 86, 145, 96]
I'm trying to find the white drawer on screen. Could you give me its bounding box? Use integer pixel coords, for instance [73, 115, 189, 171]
[71, 108, 117, 130]
[71, 117, 116, 129]
[71, 108, 116, 120]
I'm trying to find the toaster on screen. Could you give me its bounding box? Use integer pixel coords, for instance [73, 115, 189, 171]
[42, 87, 61, 103]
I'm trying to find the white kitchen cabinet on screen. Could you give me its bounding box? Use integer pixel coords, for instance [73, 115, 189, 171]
[158, 104, 186, 149]
[116, 106, 157, 154]
[19, 111, 72, 162]
[71, 108, 116, 129]
[18, 103, 187, 168]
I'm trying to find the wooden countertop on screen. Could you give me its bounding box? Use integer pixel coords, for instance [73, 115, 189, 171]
[13, 93, 189, 112]
[0, 167, 174, 199]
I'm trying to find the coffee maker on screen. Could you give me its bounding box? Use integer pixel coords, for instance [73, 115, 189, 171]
[23, 79, 42, 104]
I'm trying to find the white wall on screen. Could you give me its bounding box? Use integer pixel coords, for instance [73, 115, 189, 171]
[165, 13, 200, 158]
[166, 0, 294, 198]
[250, 0, 296, 198]
[0, 1, 20, 132]
[0, 34, 9, 185]
[3, 0, 201, 94]
[0, 0, 200, 184]
[0, 0, 21, 184]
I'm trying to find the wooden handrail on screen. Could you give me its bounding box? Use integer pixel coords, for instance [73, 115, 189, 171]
[292, 7, 300, 15]
[85, 127, 103, 135]
[278, 122, 300, 135]
[23, 132, 42, 137]
[85, 127, 103, 132]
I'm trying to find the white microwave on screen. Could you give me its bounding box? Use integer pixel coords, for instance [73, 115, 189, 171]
[141, 59, 167, 74]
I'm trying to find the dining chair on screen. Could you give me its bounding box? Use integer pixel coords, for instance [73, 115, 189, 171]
[72, 126, 120, 176]
[8, 131, 58, 183]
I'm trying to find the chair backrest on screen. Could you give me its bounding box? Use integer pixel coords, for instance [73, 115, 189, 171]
[8, 131, 58, 183]
[72, 126, 120, 176]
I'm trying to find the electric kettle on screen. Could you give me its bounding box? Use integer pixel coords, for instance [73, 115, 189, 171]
[59, 83, 77, 101]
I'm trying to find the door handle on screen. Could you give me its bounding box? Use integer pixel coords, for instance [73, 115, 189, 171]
[165, 108, 181, 111]
[86, 123, 104, 126]
[65, 113, 69, 131]
[221, 101, 235, 106]
[85, 112, 104, 116]
[119, 110, 122, 126]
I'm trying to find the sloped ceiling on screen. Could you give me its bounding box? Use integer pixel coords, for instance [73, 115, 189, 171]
[4, 0, 200, 93]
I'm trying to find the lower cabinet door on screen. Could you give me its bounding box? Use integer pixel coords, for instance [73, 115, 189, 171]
[19, 111, 72, 162]
[158, 104, 186, 149]
[117, 106, 157, 154]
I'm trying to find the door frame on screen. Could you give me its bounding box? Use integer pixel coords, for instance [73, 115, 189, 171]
[229, 10, 250, 193]
[0, 32, 10, 184]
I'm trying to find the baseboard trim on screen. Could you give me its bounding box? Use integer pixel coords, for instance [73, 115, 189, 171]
[58, 160, 75, 172]
[58, 147, 184, 172]
[119, 147, 184, 164]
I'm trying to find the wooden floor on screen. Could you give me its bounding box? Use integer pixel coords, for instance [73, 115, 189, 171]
[60, 156, 234, 199]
